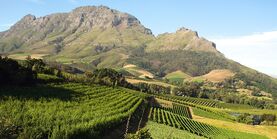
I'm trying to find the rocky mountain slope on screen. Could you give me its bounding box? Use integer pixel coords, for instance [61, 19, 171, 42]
[146, 27, 218, 53]
[0, 6, 153, 53]
[0, 6, 276, 97]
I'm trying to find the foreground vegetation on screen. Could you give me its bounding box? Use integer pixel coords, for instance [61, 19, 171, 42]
[0, 57, 276, 139]
[148, 107, 267, 139]
[145, 121, 204, 139]
[0, 83, 145, 138]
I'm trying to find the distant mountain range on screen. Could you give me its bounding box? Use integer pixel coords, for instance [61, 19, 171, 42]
[0, 6, 276, 97]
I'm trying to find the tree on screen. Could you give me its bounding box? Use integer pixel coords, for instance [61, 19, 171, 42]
[261, 114, 276, 125]
[89, 68, 130, 87]
[126, 128, 152, 139]
[84, 71, 93, 78]
[174, 82, 202, 97]
[0, 57, 36, 86]
[236, 113, 253, 124]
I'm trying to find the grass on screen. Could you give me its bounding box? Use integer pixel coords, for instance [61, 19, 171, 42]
[219, 102, 256, 110]
[8, 53, 48, 60]
[191, 107, 233, 121]
[123, 64, 154, 79]
[192, 114, 276, 139]
[145, 121, 204, 139]
[219, 102, 277, 115]
[202, 69, 235, 82]
[185, 76, 205, 83]
[126, 78, 176, 88]
[165, 70, 191, 83]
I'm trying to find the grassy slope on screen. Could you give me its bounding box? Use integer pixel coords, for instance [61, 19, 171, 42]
[219, 103, 277, 115]
[201, 69, 235, 82]
[145, 121, 204, 139]
[126, 78, 176, 88]
[165, 70, 191, 83]
[123, 64, 154, 78]
[192, 114, 277, 139]
[191, 107, 233, 121]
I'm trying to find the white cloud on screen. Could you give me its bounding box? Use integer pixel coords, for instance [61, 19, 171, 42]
[209, 31, 277, 76]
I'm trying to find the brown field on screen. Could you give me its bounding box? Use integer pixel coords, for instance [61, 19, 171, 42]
[123, 64, 154, 78]
[126, 78, 175, 88]
[202, 69, 235, 82]
[8, 53, 48, 60]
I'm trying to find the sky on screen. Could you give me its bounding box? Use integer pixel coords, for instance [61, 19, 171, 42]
[0, 0, 276, 76]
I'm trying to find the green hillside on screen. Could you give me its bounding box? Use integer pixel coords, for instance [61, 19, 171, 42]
[165, 70, 191, 83]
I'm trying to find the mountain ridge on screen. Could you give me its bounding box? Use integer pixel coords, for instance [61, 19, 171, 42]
[0, 5, 276, 97]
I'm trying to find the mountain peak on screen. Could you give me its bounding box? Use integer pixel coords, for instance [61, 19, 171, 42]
[22, 14, 36, 21]
[146, 27, 217, 53]
[177, 27, 199, 37]
[68, 5, 152, 34]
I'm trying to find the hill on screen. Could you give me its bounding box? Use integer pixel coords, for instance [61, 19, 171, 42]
[0, 5, 277, 98]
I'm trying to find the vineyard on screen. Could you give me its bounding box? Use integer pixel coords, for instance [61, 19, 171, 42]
[155, 95, 235, 121]
[148, 107, 267, 139]
[0, 76, 274, 139]
[156, 94, 219, 108]
[153, 103, 192, 119]
[0, 83, 146, 138]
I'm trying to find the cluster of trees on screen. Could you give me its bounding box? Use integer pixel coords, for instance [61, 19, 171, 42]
[0, 56, 36, 86]
[172, 82, 209, 98]
[24, 56, 60, 75]
[134, 82, 171, 94]
[236, 113, 276, 125]
[126, 128, 152, 139]
[169, 80, 275, 109]
[128, 50, 240, 77]
[84, 68, 133, 88]
[0, 55, 65, 86]
[209, 91, 275, 109]
[261, 114, 276, 125]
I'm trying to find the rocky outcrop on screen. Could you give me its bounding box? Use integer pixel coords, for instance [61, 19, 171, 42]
[0, 5, 217, 55]
[146, 27, 218, 53]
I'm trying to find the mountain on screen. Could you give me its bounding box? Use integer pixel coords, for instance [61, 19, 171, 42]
[146, 27, 218, 53]
[0, 6, 153, 53]
[0, 5, 277, 97]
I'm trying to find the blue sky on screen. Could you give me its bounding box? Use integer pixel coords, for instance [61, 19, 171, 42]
[0, 0, 277, 76]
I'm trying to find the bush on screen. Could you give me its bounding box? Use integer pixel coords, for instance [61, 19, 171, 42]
[126, 128, 152, 139]
[0, 56, 36, 86]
